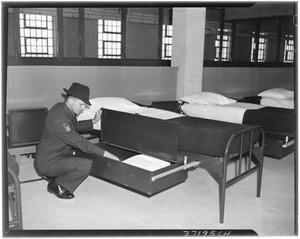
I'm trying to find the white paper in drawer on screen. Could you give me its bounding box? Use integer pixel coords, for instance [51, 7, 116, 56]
[123, 154, 171, 172]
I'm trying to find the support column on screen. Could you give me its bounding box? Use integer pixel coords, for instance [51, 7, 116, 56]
[171, 8, 206, 99]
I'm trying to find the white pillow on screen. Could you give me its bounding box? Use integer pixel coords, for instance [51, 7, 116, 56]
[180, 92, 236, 105]
[258, 88, 294, 100]
[77, 97, 141, 130]
[90, 97, 141, 112]
[78, 97, 141, 118]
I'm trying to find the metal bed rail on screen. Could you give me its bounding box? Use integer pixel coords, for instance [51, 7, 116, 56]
[8, 166, 23, 230]
[219, 125, 265, 223]
[183, 125, 265, 223]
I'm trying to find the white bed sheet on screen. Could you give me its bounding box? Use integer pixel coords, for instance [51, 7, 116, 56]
[181, 102, 265, 124]
[78, 103, 184, 130]
[261, 97, 294, 109]
[130, 107, 183, 120]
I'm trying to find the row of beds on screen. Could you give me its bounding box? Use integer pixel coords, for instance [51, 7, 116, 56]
[6, 91, 295, 228]
[160, 96, 295, 159]
[76, 92, 295, 224]
[239, 95, 294, 158]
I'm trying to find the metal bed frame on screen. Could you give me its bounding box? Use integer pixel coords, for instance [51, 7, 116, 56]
[182, 125, 265, 223]
[218, 126, 264, 223]
[8, 166, 23, 230]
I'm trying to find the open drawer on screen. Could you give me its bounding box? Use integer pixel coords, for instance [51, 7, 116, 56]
[77, 109, 199, 196]
[264, 133, 294, 159]
[77, 143, 191, 196]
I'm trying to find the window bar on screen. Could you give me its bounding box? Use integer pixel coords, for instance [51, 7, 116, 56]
[286, 41, 291, 61]
[254, 19, 261, 63]
[57, 8, 64, 63]
[290, 38, 295, 62]
[293, 36, 296, 64]
[293, 6, 297, 66]
[79, 8, 85, 65]
[291, 40, 295, 62]
[121, 7, 127, 64]
[230, 21, 236, 62]
[13, 8, 21, 64]
[2, 7, 8, 64]
[158, 8, 163, 60]
[218, 8, 225, 61]
[276, 18, 282, 62]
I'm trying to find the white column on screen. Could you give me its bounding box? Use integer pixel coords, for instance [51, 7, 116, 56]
[171, 8, 206, 99]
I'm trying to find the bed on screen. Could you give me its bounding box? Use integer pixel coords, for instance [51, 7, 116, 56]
[240, 88, 294, 109]
[77, 97, 265, 223]
[179, 92, 295, 159]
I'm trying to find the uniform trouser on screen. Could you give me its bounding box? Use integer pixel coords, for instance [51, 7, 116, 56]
[41, 157, 93, 193]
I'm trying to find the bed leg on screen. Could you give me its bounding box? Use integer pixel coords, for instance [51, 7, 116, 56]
[219, 180, 226, 224]
[219, 153, 229, 224]
[257, 165, 263, 197]
[253, 146, 264, 198]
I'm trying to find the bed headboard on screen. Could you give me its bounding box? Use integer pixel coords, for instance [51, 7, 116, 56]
[101, 109, 180, 163]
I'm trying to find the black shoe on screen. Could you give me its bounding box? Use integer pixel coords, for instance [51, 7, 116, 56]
[47, 181, 75, 199]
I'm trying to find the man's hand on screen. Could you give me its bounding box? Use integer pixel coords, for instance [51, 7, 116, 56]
[92, 109, 102, 124]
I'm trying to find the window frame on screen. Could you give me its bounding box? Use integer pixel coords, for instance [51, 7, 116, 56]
[98, 19, 122, 59]
[162, 24, 172, 60]
[251, 33, 268, 62]
[8, 6, 295, 67]
[215, 29, 231, 61]
[204, 7, 295, 67]
[283, 34, 295, 63]
[10, 7, 171, 66]
[19, 13, 54, 57]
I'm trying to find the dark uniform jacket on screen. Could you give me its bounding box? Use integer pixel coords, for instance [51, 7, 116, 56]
[35, 102, 104, 174]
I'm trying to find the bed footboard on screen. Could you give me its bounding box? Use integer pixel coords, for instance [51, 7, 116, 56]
[181, 126, 265, 223]
[220, 126, 264, 223]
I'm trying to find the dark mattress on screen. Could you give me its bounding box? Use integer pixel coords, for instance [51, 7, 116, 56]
[100, 109, 262, 159]
[169, 116, 260, 157]
[242, 107, 295, 136]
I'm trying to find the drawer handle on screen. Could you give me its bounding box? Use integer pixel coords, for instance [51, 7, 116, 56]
[128, 174, 134, 178]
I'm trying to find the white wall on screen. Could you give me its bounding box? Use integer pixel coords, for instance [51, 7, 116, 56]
[203, 67, 295, 98]
[6, 65, 294, 110]
[6, 66, 178, 110]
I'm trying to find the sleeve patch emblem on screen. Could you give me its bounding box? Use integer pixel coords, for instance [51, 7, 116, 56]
[63, 123, 71, 132]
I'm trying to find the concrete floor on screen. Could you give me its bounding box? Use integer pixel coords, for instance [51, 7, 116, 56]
[15, 152, 296, 236]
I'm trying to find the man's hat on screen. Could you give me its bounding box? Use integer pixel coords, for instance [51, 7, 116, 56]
[63, 82, 91, 106]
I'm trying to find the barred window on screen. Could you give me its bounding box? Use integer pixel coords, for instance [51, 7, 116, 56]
[215, 29, 231, 61]
[98, 19, 121, 59]
[19, 13, 54, 57]
[283, 35, 294, 63]
[162, 24, 172, 60]
[251, 33, 268, 62]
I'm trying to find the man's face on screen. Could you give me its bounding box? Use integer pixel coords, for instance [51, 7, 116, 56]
[73, 98, 87, 115]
